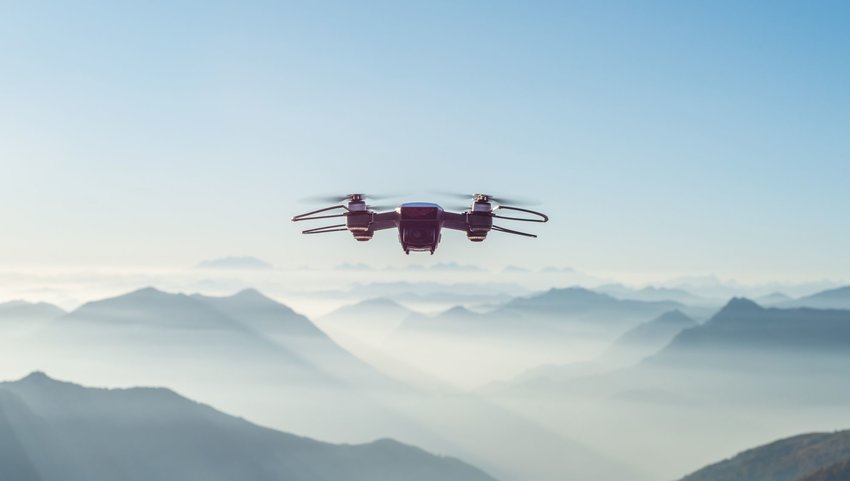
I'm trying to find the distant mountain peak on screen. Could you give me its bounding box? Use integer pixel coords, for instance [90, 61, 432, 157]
[550, 286, 594, 294]
[18, 371, 53, 383]
[654, 309, 694, 324]
[359, 297, 405, 308]
[127, 286, 170, 297]
[85, 286, 183, 304]
[10, 371, 81, 390]
[807, 285, 850, 299]
[544, 286, 608, 300]
[0, 300, 66, 320]
[231, 288, 273, 301]
[720, 297, 764, 313]
[442, 305, 475, 316]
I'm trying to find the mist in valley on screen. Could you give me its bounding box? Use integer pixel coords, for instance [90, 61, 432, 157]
[4, 265, 850, 481]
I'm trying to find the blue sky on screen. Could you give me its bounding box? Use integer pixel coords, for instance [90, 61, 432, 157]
[1, 1, 849, 282]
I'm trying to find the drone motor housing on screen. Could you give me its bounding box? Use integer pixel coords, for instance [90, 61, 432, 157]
[346, 210, 371, 232]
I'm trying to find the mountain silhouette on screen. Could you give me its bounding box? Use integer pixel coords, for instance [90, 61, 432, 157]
[192, 289, 398, 389]
[319, 297, 415, 341]
[192, 288, 325, 338]
[0, 300, 65, 323]
[65, 287, 250, 331]
[650, 298, 850, 366]
[489, 309, 697, 392]
[0, 372, 496, 481]
[782, 286, 850, 310]
[602, 309, 697, 364]
[397, 306, 512, 336]
[43, 287, 398, 389]
[679, 430, 850, 481]
[498, 287, 684, 337]
[596, 284, 704, 304]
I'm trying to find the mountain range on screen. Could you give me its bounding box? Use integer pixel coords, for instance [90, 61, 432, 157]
[648, 298, 850, 368]
[0, 372, 496, 481]
[0, 300, 65, 322]
[486, 309, 697, 391]
[780, 286, 850, 310]
[44, 286, 390, 386]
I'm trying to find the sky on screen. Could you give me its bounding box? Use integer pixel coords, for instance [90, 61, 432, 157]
[1, 1, 849, 283]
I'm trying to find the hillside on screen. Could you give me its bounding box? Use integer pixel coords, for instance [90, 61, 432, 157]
[0, 372, 496, 481]
[679, 431, 850, 481]
[501, 287, 683, 337]
[783, 286, 850, 310]
[603, 309, 697, 364]
[796, 460, 850, 481]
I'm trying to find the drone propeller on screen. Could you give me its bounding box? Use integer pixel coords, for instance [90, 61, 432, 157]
[299, 193, 402, 204]
[429, 191, 539, 206]
[366, 204, 394, 211]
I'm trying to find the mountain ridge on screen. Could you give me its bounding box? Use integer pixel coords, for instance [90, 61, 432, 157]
[0, 372, 496, 481]
[679, 430, 850, 481]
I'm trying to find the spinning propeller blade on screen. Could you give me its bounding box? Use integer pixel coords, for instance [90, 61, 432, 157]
[429, 191, 539, 206]
[299, 193, 403, 204]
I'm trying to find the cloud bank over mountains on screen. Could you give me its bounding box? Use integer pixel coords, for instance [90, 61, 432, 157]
[5, 281, 850, 481]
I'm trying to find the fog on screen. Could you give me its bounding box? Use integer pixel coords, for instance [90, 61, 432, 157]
[3, 270, 850, 481]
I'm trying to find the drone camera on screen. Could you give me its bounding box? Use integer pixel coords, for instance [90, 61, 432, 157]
[398, 203, 442, 254]
[400, 225, 439, 251]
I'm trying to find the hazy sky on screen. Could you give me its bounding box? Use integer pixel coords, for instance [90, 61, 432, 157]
[1, 1, 849, 282]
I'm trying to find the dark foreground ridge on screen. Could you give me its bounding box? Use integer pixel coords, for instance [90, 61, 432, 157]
[679, 430, 850, 481]
[0, 372, 497, 481]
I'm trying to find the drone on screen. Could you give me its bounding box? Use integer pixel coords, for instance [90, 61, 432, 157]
[292, 193, 548, 254]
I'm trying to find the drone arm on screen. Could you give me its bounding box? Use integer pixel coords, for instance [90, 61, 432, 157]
[302, 224, 348, 234]
[491, 225, 537, 238]
[292, 205, 349, 222]
[492, 205, 548, 223]
[369, 211, 401, 231]
[440, 212, 470, 231]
